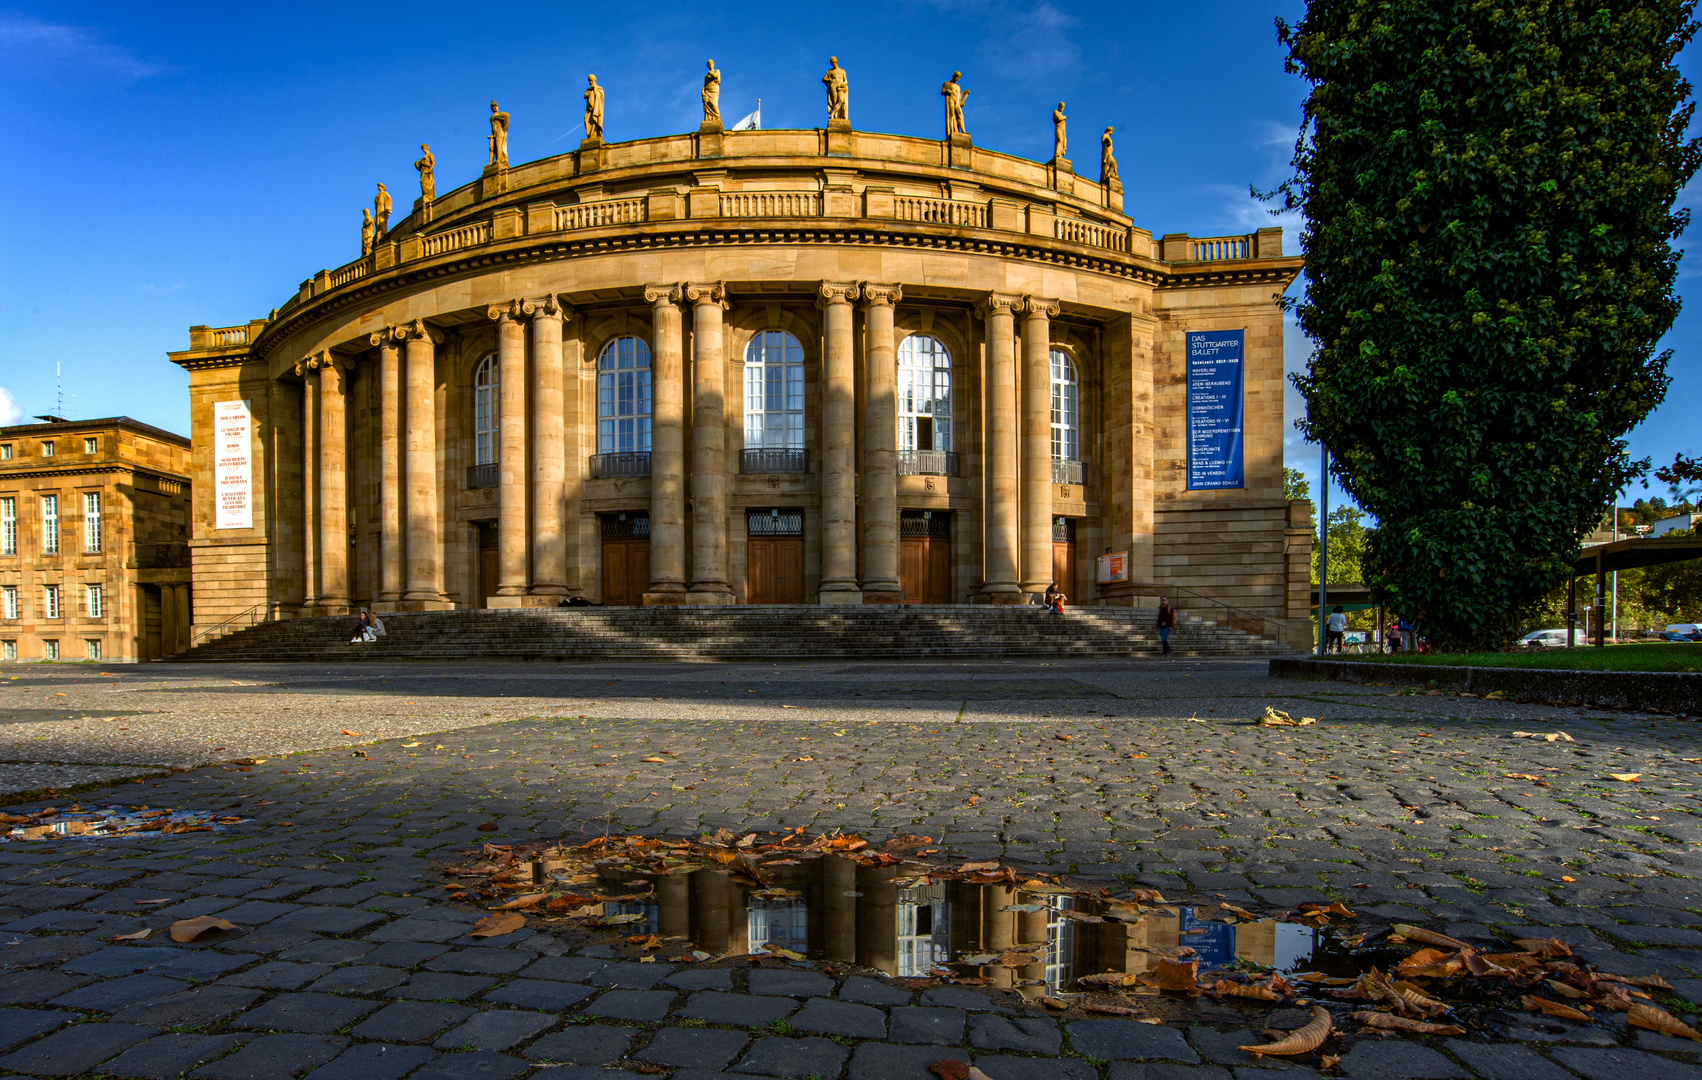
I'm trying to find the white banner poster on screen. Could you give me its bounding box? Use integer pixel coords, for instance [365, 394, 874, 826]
[213, 399, 253, 529]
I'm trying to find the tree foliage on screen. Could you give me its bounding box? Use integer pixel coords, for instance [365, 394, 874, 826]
[1313, 504, 1370, 584]
[1267, 0, 1701, 649]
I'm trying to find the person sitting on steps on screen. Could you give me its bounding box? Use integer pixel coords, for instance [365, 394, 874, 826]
[1043, 582, 1066, 614]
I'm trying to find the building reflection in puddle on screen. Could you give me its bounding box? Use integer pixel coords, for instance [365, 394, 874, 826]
[579, 855, 1318, 995]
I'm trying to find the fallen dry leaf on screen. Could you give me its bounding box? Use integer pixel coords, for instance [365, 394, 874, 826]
[1628, 1002, 1702, 1042]
[1037, 996, 1069, 1010]
[1321, 1054, 1340, 1069]
[1239, 1006, 1331, 1056]
[468, 912, 526, 938]
[642, 757, 667, 762]
[1523, 995, 1591, 1022]
[496, 893, 548, 910]
[169, 916, 239, 943]
[1607, 773, 1642, 782]
[1504, 772, 1545, 781]
[1054, 734, 1073, 742]
[477, 822, 500, 832]
[928, 1062, 994, 1080]
[133, 898, 173, 906]
[1084, 1002, 1139, 1016]
[1140, 956, 1202, 993]
[1600, 972, 1674, 990]
[1392, 924, 1470, 951]
[339, 729, 361, 736]
[111, 928, 152, 941]
[1221, 903, 1258, 920]
[1353, 1011, 1465, 1035]
[1513, 937, 1572, 958]
[1510, 730, 1574, 742]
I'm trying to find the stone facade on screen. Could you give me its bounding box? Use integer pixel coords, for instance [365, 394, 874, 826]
[168, 123, 1307, 639]
[0, 417, 192, 662]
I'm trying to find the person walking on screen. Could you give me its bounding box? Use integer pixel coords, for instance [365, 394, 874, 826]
[1157, 596, 1176, 655]
[1326, 605, 1347, 653]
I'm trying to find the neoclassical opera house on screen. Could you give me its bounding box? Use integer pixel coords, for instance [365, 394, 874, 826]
[171, 69, 1309, 637]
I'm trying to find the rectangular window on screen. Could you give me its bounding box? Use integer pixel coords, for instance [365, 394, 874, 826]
[0, 444, 10, 459]
[43, 585, 59, 620]
[40, 442, 53, 457]
[83, 437, 98, 455]
[41, 495, 57, 554]
[0, 498, 13, 556]
[86, 584, 102, 618]
[85, 639, 100, 661]
[1, 587, 14, 620]
[1, 641, 13, 661]
[83, 493, 101, 553]
[42, 639, 57, 661]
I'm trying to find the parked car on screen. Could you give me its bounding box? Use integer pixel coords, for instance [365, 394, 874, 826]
[1667, 624, 1701, 638]
[1649, 631, 1693, 642]
[1518, 629, 1572, 648]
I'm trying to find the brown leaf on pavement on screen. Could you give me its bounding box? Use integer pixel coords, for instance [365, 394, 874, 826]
[169, 916, 239, 943]
[929, 1062, 995, 1080]
[1600, 972, 1674, 990]
[111, 928, 152, 941]
[1077, 972, 1140, 988]
[468, 912, 526, 938]
[1628, 1002, 1702, 1042]
[496, 893, 548, 910]
[1523, 995, 1591, 1021]
[1513, 937, 1572, 957]
[1394, 947, 1450, 975]
[1353, 1011, 1465, 1035]
[1392, 924, 1470, 951]
[339, 729, 361, 736]
[1084, 1002, 1138, 1015]
[1139, 956, 1201, 993]
[1239, 1006, 1331, 1056]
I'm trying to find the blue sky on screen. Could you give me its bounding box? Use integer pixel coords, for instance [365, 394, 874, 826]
[0, 0, 1696, 509]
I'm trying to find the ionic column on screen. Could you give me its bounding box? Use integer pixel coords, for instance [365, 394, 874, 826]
[645, 285, 688, 601]
[818, 281, 863, 604]
[978, 292, 1024, 601]
[685, 282, 733, 603]
[401, 320, 443, 605]
[317, 353, 351, 611]
[526, 295, 569, 598]
[296, 358, 320, 612]
[489, 301, 529, 601]
[370, 327, 403, 604]
[860, 283, 903, 603]
[1021, 296, 1061, 595]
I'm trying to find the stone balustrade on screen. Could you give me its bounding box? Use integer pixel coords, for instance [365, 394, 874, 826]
[420, 221, 491, 258]
[720, 191, 821, 218]
[892, 195, 987, 228]
[556, 199, 647, 230]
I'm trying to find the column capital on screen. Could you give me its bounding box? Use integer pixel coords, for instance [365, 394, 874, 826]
[521, 293, 571, 321]
[974, 291, 1025, 319]
[399, 318, 444, 344]
[369, 325, 408, 349]
[682, 281, 727, 308]
[293, 355, 321, 378]
[644, 283, 683, 306]
[861, 283, 903, 307]
[817, 280, 861, 307]
[487, 299, 524, 324]
[1023, 295, 1062, 320]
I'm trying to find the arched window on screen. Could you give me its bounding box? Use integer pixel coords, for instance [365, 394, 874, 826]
[473, 354, 498, 465]
[744, 331, 805, 449]
[1050, 349, 1079, 462]
[597, 337, 653, 454]
[897, 335, 952, 452]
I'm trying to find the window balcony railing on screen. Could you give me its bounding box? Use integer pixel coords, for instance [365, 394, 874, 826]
[897, 449, 960, 477]
[591, 452, 652, 479]
[466, 462, 499, 489]
[741, 447, 808, 474]
[1051, 458, 1083, 484]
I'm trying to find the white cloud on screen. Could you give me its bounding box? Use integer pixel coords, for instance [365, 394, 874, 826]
[0, 387, 24, 426]
[0, 14, 159, 82]
[980, 3, 1081, 80]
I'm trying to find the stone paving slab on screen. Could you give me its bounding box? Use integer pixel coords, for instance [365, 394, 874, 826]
[0, 660, 1694, 1078]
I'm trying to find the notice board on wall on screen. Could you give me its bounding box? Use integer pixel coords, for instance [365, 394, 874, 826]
[1186, 329, 1245, 490]
[213, 399, 253, 529]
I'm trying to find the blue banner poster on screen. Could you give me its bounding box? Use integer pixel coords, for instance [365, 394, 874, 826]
[1186, 329, 1245, 490]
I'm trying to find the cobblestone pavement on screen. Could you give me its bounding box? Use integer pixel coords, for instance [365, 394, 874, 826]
[0, 658, 1698, 1079]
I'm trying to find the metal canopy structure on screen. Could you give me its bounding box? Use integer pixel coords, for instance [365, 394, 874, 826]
[1573, 537, 1702, 647]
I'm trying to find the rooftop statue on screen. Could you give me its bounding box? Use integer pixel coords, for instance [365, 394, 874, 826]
[822, 57, 848, 123]
[702, 60, 720, 126]
[942, 71, 969, 137]
[1053, 102, 1067, 162]
[374, 182, 392, 235]
[1101, 126, 1119, 186]
[488, 101, 510, 169]
[415, 144, 435, 203]
[585, 75, 605, 141]
[360, 208, 374, 256]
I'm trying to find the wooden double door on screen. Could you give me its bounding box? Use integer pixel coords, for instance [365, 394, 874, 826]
[1052, 517, 1077, 598]
[900, 511, 952, 604]
[747, 509, 804, 605]
[601, 512, 651, 606]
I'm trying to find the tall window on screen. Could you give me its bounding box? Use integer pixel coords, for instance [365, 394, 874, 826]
[42, 639, 57, 661]
[897, 335, 953, 451]
[0, 498, 13, 556]
[1050, 349, 1080, 462]
[83, 493, 101, 553]
[473, 354, 499, 466]
[0, 444, 11, 459]
[83, 438, 98, 455]
[2, 641, 13, 660]
[40, 442, 54, 457]
[85, 639, 101, 661]
[744, 331, 805, 449]
[43, 585, 59, 620]
[41, 496, 58, 555]
[86, 585, 102, 618]
[1, 587, 15, 619]
[597, 337, 653, 454]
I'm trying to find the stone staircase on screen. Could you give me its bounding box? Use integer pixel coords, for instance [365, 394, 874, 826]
[171, 605, 1296, 663]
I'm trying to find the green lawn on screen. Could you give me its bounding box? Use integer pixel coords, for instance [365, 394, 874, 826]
[1337, 643, 1702, 673]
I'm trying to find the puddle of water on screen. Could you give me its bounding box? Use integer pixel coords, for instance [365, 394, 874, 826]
[0, 805, 245, 841]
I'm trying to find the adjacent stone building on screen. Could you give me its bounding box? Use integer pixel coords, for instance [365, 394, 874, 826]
[169, 101, 1309, 641]
[0, 416, 193, 662]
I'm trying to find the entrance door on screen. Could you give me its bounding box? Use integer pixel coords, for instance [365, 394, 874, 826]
[477, 522, 498, 608]
[899, 511, 952, 604]
[1052, 517, 1077, 599]
[747, 510, 804, 604]
[600, 512, 651, 605]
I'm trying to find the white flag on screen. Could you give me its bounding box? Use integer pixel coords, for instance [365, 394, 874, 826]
[730, 100, 760, 131]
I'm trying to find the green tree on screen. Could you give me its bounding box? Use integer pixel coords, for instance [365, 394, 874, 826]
[1313, 504, 1370, 584]
[1284, 467, 1312, 502]
[1266, 0, 1701, 649]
